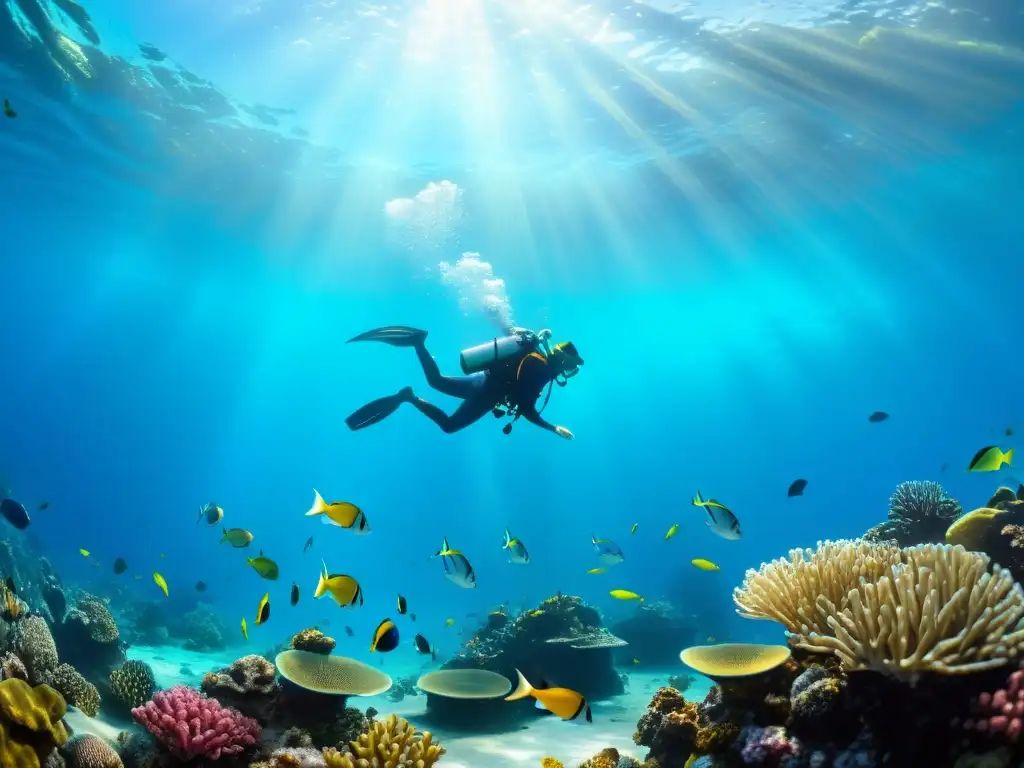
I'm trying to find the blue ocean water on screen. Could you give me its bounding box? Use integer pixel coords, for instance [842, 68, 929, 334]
[1, 0, 1023, 731]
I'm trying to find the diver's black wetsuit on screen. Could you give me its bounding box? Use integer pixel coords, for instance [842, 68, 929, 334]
[408, 339, 557, 434]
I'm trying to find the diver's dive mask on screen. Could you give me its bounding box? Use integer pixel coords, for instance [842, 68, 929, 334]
[553, 341, 584, 380]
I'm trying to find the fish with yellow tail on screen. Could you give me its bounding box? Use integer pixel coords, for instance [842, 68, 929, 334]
[609, 589, 644, 602]
[691, 558, 720, 571]
[505, 669, 592, 722]
[153, 572, 169, 597]
[305, 489, 371, 533]
[691, 490, 741, 540]
[502, 527, 530, 564]
[968, 446, 1014, 472]
[434, 537, 477, 588]
[246, 551, 279, 580]
[255, 593, 270, 625]
[240, 618, 248, 640]
[314, 560, 364, 607]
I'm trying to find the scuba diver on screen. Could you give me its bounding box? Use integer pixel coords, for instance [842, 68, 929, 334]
[344, 326, 583, 439]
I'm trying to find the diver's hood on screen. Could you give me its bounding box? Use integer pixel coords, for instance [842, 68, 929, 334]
[554, 341, 584, 366]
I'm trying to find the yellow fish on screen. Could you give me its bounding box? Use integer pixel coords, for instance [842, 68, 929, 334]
[160, 553, 166, 558]
[153, 571, 169, 597]
[314, 560, 364, 607]
[246, 551, 280, 580]
[586, 567, 607, 575]
[610, 589, 644, 602]
[505, 669, 591, 722]
[305, 489, 371, 533]
[968, 446, 1014, 472]
[255, 593, 270, 625]
[692, 558, 720, 571]
[445, 618, 456, 627]
[630, 523, 638, 535]
[220, 527, 254, 548]
[665, 524, 679, 541]
[241, 618, 248, 640]
[632, 657, 640, 665]
[684, 755, 698, 768]
[79, 549, 90, 557]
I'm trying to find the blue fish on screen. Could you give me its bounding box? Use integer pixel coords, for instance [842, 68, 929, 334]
[592, 535, 624, 565]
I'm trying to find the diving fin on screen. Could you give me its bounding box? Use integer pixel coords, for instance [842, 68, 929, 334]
[345, 388, 413, 431]
[347, 326, 427, 347]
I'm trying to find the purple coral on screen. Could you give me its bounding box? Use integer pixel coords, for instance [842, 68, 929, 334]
[741, 725, 800, 766]
[131, 685, 261, 760]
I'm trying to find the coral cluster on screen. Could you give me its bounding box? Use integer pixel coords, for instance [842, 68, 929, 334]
[64, 734, 123, 768]
[963, 664, 1024, 740]
[178, 606, 226, 652]
[0, 678, 70, 768]
[291, 629, 336, 655]
[71, 596, 119, 644]
[733, 540, 1024, 679]
[131, 685, 261, 760]
[49, 663, 101, 717]
[12, 616, 59, 685]
[323, 714, 443, 768]
[109, 660, 157, 711]
[578, 747, 620, 767]
[864, 480, 962, 546]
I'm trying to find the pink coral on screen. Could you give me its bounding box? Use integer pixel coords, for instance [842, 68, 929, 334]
[965, 666, 1024, 741]
[131, 684, 261, 760]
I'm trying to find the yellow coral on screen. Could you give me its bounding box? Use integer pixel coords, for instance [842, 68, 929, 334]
[0, 679, 70, 768]
[578, 748, 619, 768]
[946, 508, 1009, 549]
[541, 758, 564, 768]
[321, 714, 444, 768]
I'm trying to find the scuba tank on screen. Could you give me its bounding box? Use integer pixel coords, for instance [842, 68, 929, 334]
[459, 329, 539, 375]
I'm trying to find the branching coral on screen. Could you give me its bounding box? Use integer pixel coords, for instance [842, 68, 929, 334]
[109, 660, 156, 710]
[734, 540, 1024, 679]
[321, 714, 444, 768]
[49, 663, 100, 717]
[864, 481, 962, 546]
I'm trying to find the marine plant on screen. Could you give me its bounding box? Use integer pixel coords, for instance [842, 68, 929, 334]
[733, 540, 1024, 679]
[131, 684, 261, 760]
[49, 662, 100, 717]
[0, 678, 70, 768]
[109, 659, 157, 710]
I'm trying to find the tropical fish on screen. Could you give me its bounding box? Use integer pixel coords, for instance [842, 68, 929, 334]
[345, 625, 354, 637]
[397, 595, 408, 615]
[153, 572, 169, 597]
[630, 523, 638, 535]
[370, 618, 399, 653]
[303, 536, 313, 553]
[592, 536, 624, 565]
[502, 528, 530, 564]
[291, 583, 300, 606]
[787, 479, 807, 497]
[195, 581, 207, 592]
[868, 411, 889, 423]
[410, 613, 417, 622]
[220, 527, 254, 548]
[665, 524, 679, 541]
[37, 501, 48, 511]
[305, 489, 371, 533]
[505, 669, 592, 722]
[197, 502, 223, 526]
[414, 634, 432, 655]
[3, 99, 15, 118]
[435, 538, 477, 589]
[314, 560, 364, 607]
[1007, 426, 1015, 437]
[256, 592, 270, 625]
[246, 551, 280, 580]
[160, 553, 166, 558]
[691, 558, 720, 571]
[609, 589, 644, 602]
[445, 618, 456, 627]
[113, 557, 128, 575]
[2, 578, 21, 620]
[691, 491, 741, 541]
[241, 618, 248, 640]
[586, 567, 607, 575]
[79, 549, 90, 557]
[632, 657, 640, 665]
[968, 446, 1014, 473]
[0, 499, 30, 530]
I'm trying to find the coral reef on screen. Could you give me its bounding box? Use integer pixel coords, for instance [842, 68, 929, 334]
[609, 601, 695, 668]
[0, 678, 70, 768]
[119, 603, 168, 647]
[63, 735, 123, 768]
[540, 758, 564, 768]
[49, 664, 100, 718]
[325, 713, 443, 768]
[962, 664, 1024, 740]
[386, 675, 418, 703]
[864, 480, 962, 546]
[290, 629, 335, 655]
[200, 655, 279, 723]
[428, 594, 624, 728]
[578, 747, 619, 767]
[131, 685, 261, 760]
[946, 487, 1024, 584]
[109, 660, 157, 712]
[53, 595, 125, 685]
[733, 540, 1024, 679]
[12, 616, 59, 685]
[176, 606, 226, 652]
[70, 596, 119, 644]
[2, 651, 29, 682]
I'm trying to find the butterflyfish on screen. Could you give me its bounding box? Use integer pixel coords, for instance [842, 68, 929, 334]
[370, 618, 399, 653]
[314, 560, 364, 607]
[153, 571, 169, 597]
[305, 489, 370, 533]
[256, 592, 270, 625]
[505, 669, 592, 722]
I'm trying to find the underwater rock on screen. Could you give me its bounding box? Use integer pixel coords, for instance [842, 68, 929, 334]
[200, 654, 279, 723]
[53, 594, 126, 687]
[427, 593, 623, 729]
[609, 601, 696, 668]
[175, 605, 226, 652]
[863, 480, 962, 546]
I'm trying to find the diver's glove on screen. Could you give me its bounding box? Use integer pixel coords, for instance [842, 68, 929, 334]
[555, 426, 574, 440]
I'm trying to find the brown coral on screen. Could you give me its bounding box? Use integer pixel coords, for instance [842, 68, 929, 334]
[64, 735, 123, 768]
[694, 723, 739, 753]
[579, 747, 619, 768]
[291, 628, 336, 655]
[202, 655, 277, 697]
[1, 652, 28, 682]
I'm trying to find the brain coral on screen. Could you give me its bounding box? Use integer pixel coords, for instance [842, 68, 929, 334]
[65, 735, 123, 768]
[109, 661, 156, 710]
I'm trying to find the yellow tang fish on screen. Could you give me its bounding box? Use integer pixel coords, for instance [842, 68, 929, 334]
[630, 523, 638, 535]
[79, 549, 90, 557]
[665, 524, 679, 541]
[445, 618, 456, 627]
[968, 446, 1014, 472]
[314, 560, 364, 607]
[246, 551, 280, 580]
[255, 593, 270, 625]
[306, 489, 371, 533]
[241, 618, 248, 640]
[692, 558, 720, 571]
[586, 567, 607, 575]
[610, 589, 644, 602]
[505, 669, 591, 722]
[153, 571, 169, 597]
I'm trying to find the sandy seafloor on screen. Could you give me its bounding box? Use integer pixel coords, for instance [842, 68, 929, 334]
[63, 645, 714, 766]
